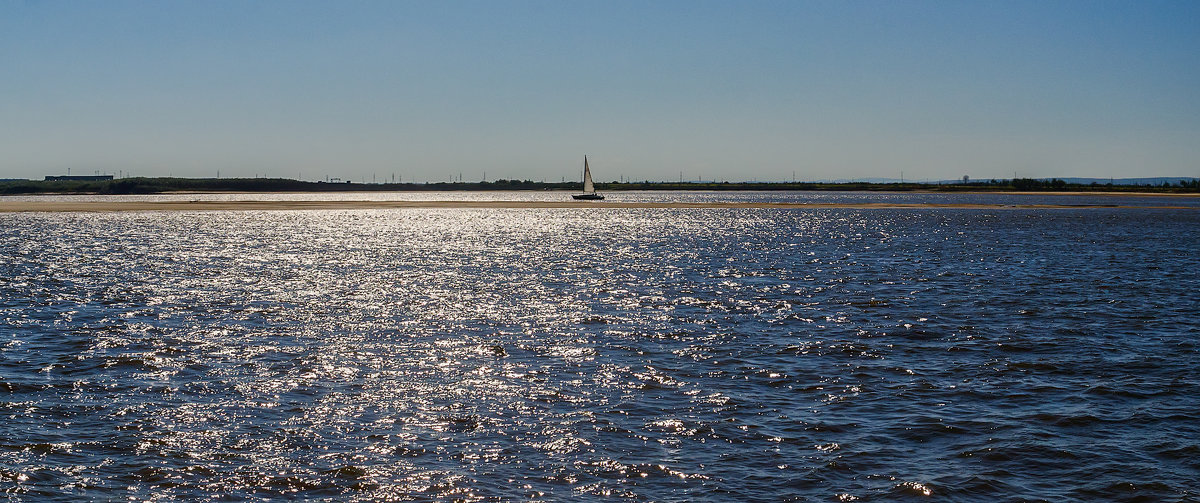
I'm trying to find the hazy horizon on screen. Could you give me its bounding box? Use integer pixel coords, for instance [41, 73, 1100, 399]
[3, 1, 1198, 182]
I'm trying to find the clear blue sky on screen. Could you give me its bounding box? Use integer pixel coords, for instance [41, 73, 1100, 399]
[2, 0, 1197, 182]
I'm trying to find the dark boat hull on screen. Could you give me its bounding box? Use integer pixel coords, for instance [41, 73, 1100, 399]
[572, 193, 604, 200]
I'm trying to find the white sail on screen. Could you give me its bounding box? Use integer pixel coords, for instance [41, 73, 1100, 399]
[582, 156, 595, 194]
[572, 155, 603, 199]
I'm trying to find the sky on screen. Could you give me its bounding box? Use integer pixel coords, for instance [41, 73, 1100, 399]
[2, 0, 1198, 182]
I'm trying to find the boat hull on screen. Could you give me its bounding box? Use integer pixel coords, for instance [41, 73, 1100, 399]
[572, 193, 604, 200]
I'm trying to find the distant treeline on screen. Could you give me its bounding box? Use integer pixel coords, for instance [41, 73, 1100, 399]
[970, 177, 1200, 191]
[0, 177, 577, 195]
[2, 176, 1198, 195]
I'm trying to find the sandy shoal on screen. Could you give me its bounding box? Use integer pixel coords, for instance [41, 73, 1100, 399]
[1, 200, 1197, 212]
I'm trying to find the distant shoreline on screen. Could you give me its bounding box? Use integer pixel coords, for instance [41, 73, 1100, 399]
[2, 199, 1197, 213]
[2, 177, 1198, 196]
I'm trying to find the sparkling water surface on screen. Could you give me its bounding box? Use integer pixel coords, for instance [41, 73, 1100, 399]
[4, 189, 1200, 207]
[2, 197, 1198, 501]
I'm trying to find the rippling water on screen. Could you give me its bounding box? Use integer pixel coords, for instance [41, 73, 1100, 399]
[5, 189, 1200, 207]
[2, 202, 1198, 501]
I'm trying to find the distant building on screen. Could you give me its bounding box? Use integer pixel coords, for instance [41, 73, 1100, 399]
[45, 175, 113, 181]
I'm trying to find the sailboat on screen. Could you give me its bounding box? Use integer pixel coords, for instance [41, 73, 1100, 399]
[572, 156, 604, 200]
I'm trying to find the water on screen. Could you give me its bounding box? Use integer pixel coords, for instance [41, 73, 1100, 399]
[5, 189, 1200, 207]
[2, 197, 1198, 501]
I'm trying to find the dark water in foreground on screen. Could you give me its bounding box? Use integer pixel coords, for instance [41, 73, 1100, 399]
[2, 204, 1198, 501]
